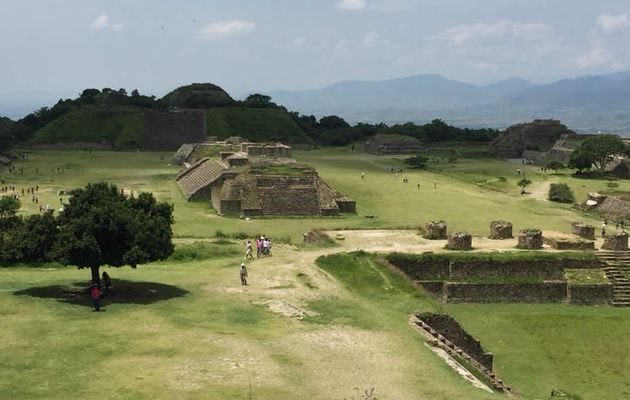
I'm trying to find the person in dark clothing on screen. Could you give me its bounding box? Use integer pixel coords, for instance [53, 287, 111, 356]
[102, 271, 112, 296]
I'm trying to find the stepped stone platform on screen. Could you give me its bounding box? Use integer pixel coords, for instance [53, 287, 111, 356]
[363, 134, 424, 155]
[175, 142, 355, 217]
[597, 251, 630, 307]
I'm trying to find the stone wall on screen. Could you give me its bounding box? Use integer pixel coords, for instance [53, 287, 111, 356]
[336, 198, 356, 213]
[490, 221, 512, 239]
[568, 284, 613, 305]
[446, 232, 472, 250]
[245, 144, 292, 158]
[419, 313, 494, 371]
[416, 280, 445, 298]
[424, 221, 447, 239]
[144, 109, 206, 151]
[444, 282, 568, 303]
[571, 222, 595, 240]
[385, 254, 450, 280]
[517, 229, 543, 249]
[594, 195, 630, 220]
[602, 232, 629, 251]
[543, 237, 595, 251]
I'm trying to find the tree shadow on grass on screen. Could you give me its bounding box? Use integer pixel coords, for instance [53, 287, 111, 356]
[13, 279, 189, 307]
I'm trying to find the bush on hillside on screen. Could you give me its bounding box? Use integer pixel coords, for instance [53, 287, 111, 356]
[548, 183, 575, 203]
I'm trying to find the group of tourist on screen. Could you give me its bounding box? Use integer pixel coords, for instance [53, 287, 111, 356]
[244, 236, 273, 259]
[239, 236, 273, 285]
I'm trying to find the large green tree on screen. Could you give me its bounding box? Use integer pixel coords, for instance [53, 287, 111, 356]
[53, 182, 174, 284]
[572, 134, 626, 174]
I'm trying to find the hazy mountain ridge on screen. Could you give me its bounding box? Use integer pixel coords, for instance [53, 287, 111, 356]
[266, 72, 630, 134]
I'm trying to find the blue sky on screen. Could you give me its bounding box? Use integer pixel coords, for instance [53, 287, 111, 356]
[2, 0, 630, 97]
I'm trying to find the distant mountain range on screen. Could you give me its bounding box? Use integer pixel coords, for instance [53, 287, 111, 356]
[266, 72, 630, 135]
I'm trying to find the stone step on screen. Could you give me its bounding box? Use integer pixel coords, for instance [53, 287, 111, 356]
[612, 302, 630, 307]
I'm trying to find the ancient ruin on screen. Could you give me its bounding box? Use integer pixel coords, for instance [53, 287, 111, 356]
[489, 221, 512, 239]
[144, 109, 206, 151]
[602, 232, 629, 251]
[424, 220, 447, 239]
[363, 134, 425, 154]
[571, 222, 595, 240]
[585, 192, 630, 220]
[446, 232, 472, 250]
[175, 142, 355, 217]
[517, 229, 543, 249]
[491, 119, 575, 159]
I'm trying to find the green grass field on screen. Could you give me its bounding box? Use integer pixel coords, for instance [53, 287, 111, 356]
[1, 148, 629, 399]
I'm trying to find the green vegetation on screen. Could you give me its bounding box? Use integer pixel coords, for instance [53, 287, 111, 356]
[569, 134, 626, 174]
[446, 304, 630, 399]
[205, 107, 312, 144]
[2, 149, 630, 399]
[260, 164, 309, 176]
[160, 83, 236, 108]
[548, 183, 576, 203]
[387, 251, 597, 264]
[403, 155, 429, 169]
[31, 106, 144, 148]
[564, 269, 609, 285]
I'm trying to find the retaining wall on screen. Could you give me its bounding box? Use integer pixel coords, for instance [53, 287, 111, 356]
[444, 282, 568, 303]
[568, 284, 613, 305]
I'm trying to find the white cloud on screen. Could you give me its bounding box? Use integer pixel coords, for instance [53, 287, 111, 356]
[198, 19, 255, 40]
[474, 62, 499, 72]
[91, 14, 109, 31]
[111, 24, 124, 32]
[363, 32, 379, 46]
[436, 20, 553, 46]
[576, 41, 608, 69]
[597, 13, 629, 34]
[337, 0, 366, 10]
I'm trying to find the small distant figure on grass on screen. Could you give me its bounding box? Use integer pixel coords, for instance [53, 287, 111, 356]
[602, 221, 607, 237]
[417, 184, 420, 190]
[361, 171, 365, 180]
[240, 263, 248, 285]
[433, 183, 437, 189]
[256, 237, 262, 258]
[244, 240, 254, 259]
[102, 271, 112, 296]
[90, 283, 102, 312]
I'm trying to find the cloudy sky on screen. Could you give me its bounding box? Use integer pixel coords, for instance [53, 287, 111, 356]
[2, 0, 630, 97]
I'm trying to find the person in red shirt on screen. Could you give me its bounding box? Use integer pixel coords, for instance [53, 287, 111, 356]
[90, 283, 102, 312]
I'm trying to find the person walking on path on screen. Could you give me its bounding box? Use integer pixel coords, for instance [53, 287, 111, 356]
[245, 240, 254, 260]
[240, 263, 248, 285]
[90, 283, 102, 312]
[602, 221, 607, 237]
[256, 237, 262, 258]
[102, 271, 112, 296]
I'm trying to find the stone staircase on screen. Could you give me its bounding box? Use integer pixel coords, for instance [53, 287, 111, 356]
[597, 251, 630, 307]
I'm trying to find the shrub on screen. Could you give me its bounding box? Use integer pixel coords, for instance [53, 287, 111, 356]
[548, 183, 575, 203]
[403, 155, 429, 169]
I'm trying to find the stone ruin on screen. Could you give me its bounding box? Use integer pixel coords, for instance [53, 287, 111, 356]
[363, 134, 424, 155]
[517, 229, 543, 249]
[303, 230, 331, 244]
[491, 119, 575, 159]
[175, 142, 355, 217]
[571, 222, 595, 240]
[144, 109, 207, 151]
[586, 192, 630, 220]
[424, 221, 447, 239]
[172, 140, 292, 166]
[602, 232, 629, 251]
[446, 232, 472, 250]
[489, 221, 512, 239]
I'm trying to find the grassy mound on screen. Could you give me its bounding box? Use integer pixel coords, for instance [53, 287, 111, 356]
[205, 107, 313, 145]
[29, 106, 144, 149]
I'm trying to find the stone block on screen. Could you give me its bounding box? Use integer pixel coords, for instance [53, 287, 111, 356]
[602, 232, 629, 251]
[517, 229, 543, 249]
[490, 221, 513, 239]
[571, 222, 595, 240]
[424, 220, 447, 240]
[446, 232, 472, 250]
